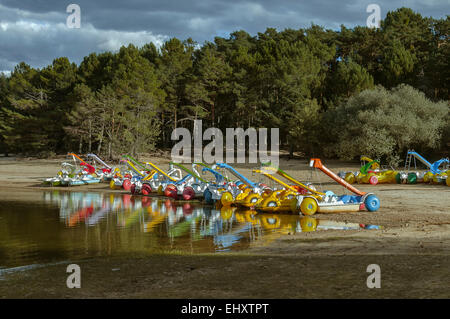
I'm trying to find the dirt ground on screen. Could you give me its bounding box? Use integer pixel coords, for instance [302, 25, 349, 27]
[0, 156, 449, 298]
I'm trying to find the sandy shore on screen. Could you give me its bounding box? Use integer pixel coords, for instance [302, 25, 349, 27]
[0, 156, 449, 298]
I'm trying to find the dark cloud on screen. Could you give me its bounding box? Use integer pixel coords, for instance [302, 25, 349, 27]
[0, 0, 448, 73]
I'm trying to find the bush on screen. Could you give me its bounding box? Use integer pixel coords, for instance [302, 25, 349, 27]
[324, 84, 449, 166]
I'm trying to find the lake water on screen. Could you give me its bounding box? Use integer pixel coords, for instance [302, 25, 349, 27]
[0, 190, 369, 269]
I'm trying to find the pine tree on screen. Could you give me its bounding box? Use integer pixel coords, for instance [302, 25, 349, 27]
[156, 38, 194, 146]
[2, 63, 50, 155]
[332, 60, 374, 97]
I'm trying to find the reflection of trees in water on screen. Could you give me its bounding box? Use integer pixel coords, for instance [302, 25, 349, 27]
[0, 199, 69, 268]
[39, 191, 259, 254]
[1, 191, 370, 267]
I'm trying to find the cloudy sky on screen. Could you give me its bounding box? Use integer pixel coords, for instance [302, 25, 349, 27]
[0, 0, 448, 74]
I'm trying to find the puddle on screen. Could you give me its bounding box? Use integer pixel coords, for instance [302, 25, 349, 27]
[0, 261, 69, 280]
[0, 190, 381, 269]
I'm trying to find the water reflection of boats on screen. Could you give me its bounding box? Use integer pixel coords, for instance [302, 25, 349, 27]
[42, 191, 381, 253]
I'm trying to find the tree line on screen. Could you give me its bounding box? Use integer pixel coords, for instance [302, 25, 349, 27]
[0, 8, 448, 164]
